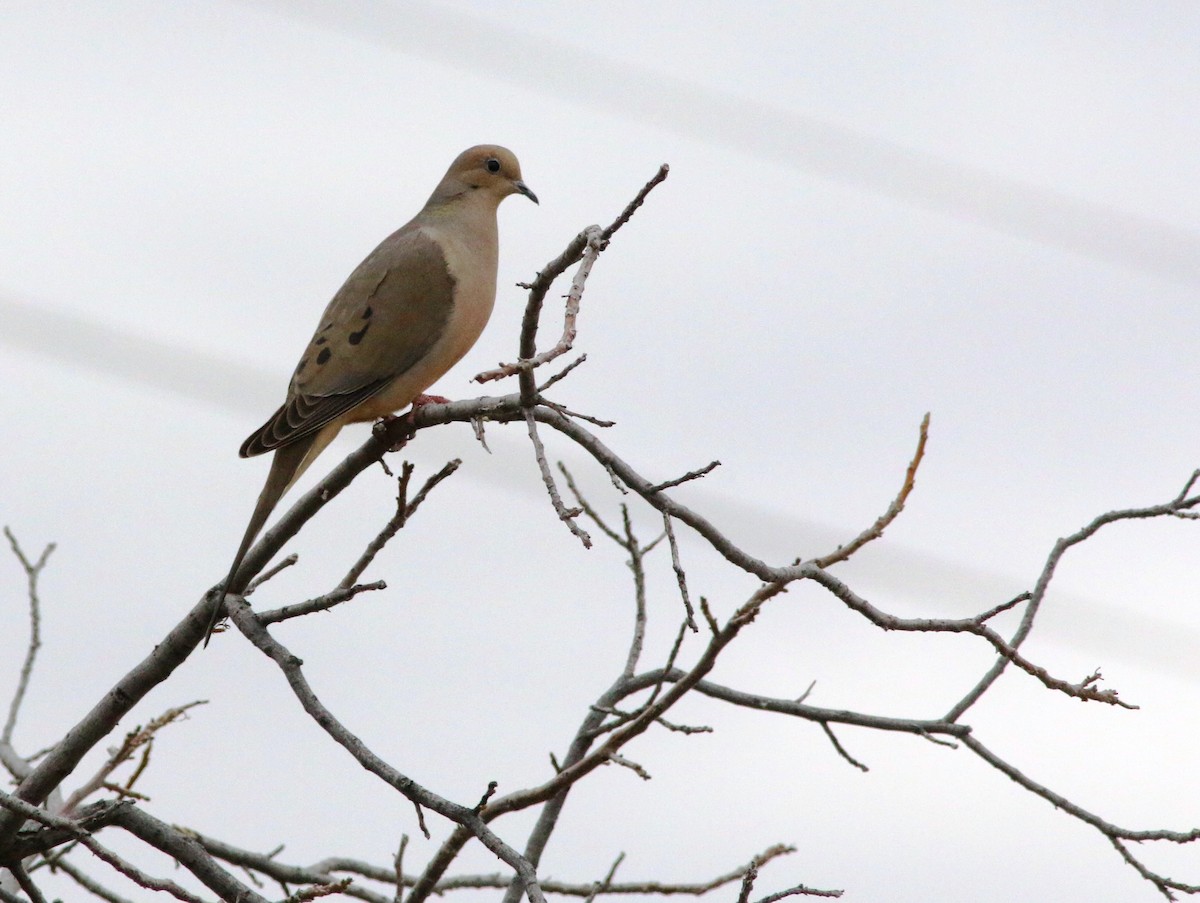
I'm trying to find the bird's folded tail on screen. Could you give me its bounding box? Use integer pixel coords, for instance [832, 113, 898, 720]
[204, 433, 321, 645]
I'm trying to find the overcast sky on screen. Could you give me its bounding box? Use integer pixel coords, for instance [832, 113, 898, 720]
[2, 3, 1199, 901]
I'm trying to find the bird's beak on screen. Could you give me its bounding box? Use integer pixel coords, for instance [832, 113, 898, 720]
[514, 180, 539, 205]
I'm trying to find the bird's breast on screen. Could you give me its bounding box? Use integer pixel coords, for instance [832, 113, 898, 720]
[344, 220, 500, 421]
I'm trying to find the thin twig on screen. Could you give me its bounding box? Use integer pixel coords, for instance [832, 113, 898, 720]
[736, 859, 757, 903]
[62, 701, 207, 814]
[525, 409, 591, 548]
[620, 506, 649, 678]
[539, 399, 615, 428]
[10, 864, 49, 903]
[583, 852, 624, 903]
[258, 582, 388, 624]
[754, 884, 843, 901]
[973, 592, 1032, 624]
[226, 598, 549, 903]
[662, 513, 698, 632]
[559, 463, 625, 546]
[205, 836, 798, 899]
[2, 528, 53, 747]
[476, 163, 669, 387]
[341, 460, 461, 588]
[813, 413, 929, 569]
[645, 461, 721, 494]
[281, 877, 354, 902]
[247, 553, 299, 594]
[820, 724, 868, 773]
[393, 834, 409, 903]
[605, 754, 651, 781]
[599, 164, 670, 242]
[45, 858, 136, 903]
[537, 355, 588, 392]
[475, 226, 602, 385]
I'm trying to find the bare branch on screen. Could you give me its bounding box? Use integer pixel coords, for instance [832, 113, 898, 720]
[475, 226, 602, 385]
[645, 461, 721, 494]
[9, 864, 48, 903]
[616, 669, 968, 740]
[538, 399, 615, 428]
[340, 460, 461, 588]
[225, 598, 548, 903]
[393, 834, 408, 903]
[482, 582, 788, 827]
[736, 858, 757, 903]
[62, 701, 207, 814]
[963, 734, 1200, 844]
[473, 782, 500, 814]
[525, 409, 591, 548]
[2, 528, 53, 753]
[1173, 468, 1200, 503]
[281, 877, 354, 902]
[190, 830, 390, 903]
[599, 164, 671, 242]
[820, 724, 868, 773]
[4, 161, 1197, 903]
[0, 429, 401, 845]
[537, 354, 588, 393]
[583, 852, 624, 903]
[559, 463, 625, 547]
[812, 413, 929, 569]
[0, 882, 28, 903]
[44, 857, 136, 903]
[247, 553, 299, 594]
[258, 582, 388, 625]
[79, 838, 209, 903]
[205, 836, 799, 899]
[662, 513, 698, 632]
[476, 164, 669, 388]
[605, 754, 651, 781]
[754, 885, 843, 901]
[973, 592, 1032, 624]
[1108, 836, 1200, 900]
[963, 733, 1200, 898]
[405, 399, 1200, 712]
[944, 486, 1200, 720]
[803, 567, 1135, 707]
[698, 597, 719, 636]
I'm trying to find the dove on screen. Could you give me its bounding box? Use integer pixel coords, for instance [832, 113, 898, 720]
[208, 145, 537, 641]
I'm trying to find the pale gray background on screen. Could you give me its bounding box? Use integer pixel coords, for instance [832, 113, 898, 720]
[2, 2, 1199, 901]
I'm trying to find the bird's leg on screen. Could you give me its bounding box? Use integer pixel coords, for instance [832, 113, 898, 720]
[373, 415, 416, 452]
[374, 397, 451, 452]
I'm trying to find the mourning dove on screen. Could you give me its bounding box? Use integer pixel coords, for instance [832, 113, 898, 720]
[209, 145, 537, 641]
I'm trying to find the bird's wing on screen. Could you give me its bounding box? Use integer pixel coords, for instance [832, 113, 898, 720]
[240, 226, 456, 457]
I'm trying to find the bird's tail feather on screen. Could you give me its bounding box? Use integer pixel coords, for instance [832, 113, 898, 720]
[204, 434, 321, 644]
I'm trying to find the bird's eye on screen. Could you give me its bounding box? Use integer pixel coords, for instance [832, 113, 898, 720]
[485, 158, 501, 173]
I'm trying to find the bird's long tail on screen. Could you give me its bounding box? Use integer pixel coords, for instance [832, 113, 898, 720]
[204, 435, 318, 644]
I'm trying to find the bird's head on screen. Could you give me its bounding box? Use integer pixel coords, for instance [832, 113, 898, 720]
[431, 145, 538, 208]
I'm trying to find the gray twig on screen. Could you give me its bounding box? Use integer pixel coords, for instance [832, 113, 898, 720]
[2, 528, 53, 750]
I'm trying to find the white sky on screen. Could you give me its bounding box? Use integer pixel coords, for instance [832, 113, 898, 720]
[2, 2, 1199, 901]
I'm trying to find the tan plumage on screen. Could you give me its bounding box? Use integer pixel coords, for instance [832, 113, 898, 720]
[209, 145, 537, 641]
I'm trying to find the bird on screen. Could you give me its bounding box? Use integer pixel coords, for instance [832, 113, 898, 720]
[208, 145, 537, 642]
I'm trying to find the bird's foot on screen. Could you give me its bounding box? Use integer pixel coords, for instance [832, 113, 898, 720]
[374, 414, 417, 451]
[411, 393, 452, 407]
[374, 397, 452, 451]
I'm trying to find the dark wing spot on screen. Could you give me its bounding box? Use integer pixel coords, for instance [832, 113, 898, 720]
[361, 306, 373, 319]
[348, 322, 370, 345]
[316, 347, 332, 365]
[315, 336, 327, 346]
